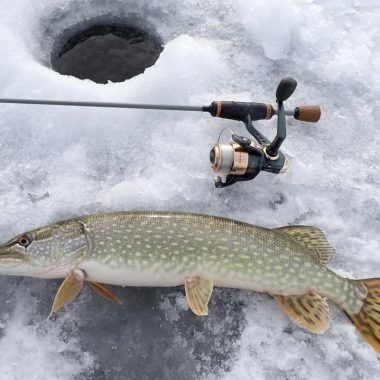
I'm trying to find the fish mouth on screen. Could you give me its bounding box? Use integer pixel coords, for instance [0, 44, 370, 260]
[0, 247, 25, 265]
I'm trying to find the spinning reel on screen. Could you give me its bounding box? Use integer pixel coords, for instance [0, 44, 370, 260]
[0, 77, 320, 188]
[207, 77, 321, 187]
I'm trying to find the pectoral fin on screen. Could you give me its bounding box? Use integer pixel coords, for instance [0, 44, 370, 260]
[48, 269, 85, 318]
[90, 282, 123, 305]
[273, 292, 330, 334]
[185, 277, 213, 316]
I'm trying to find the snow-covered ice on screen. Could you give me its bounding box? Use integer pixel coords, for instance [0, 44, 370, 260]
[0, 0, 379, 379]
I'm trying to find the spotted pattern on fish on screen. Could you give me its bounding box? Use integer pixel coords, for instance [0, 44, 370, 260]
[0, 212, 367, 313]
[65, 212, 365, 314]
[2, 211, 380, 353]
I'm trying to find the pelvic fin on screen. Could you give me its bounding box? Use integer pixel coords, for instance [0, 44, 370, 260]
[90, 282, 123, 304]
[185, 277, 213, 316]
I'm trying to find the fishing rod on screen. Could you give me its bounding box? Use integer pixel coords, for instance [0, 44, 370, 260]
[0, 77, 320, 188]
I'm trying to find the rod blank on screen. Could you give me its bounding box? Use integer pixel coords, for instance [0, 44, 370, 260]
[0, 98, 203, 112]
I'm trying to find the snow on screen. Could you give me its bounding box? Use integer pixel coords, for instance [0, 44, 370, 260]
[0, 0, 379, 379]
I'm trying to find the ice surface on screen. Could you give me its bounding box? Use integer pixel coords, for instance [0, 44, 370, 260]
[0, 0, 379, 379]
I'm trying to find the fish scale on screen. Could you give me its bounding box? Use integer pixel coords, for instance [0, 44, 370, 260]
[55, 212, 363, 314]
[2, 211, 380, 353]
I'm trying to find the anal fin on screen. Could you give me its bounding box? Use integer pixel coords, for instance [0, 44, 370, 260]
[90, 282, 123, 305]
[273, 291, 330, 334]
[185, 277, 213, 316]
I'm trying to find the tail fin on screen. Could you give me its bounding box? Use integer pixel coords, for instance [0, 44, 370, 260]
[345, 278, 380, 353]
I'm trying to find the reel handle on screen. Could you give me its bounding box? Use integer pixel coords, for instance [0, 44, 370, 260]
[294, 105, 321, 122]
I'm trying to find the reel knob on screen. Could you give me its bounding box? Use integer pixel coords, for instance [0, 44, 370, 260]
[294, 106, 321, 122]
[276, 77, 297, 102]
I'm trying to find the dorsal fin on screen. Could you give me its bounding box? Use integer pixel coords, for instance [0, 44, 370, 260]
[273, 292, 330, 334]
[274, 226, 334, 265]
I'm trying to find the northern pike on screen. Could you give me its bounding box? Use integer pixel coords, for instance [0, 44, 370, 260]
[0, 211, 379, 353]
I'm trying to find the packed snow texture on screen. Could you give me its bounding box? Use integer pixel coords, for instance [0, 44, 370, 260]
[0, 0, 379, 379]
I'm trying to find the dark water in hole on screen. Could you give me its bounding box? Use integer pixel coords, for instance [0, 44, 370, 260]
[52, 25, 163, 84]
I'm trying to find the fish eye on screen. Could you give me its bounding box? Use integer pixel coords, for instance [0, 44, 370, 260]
[18, 236, 31, 247]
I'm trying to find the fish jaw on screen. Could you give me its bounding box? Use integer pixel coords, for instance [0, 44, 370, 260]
[0, 244, 36, 277]
[0, 262, 71, 279]
[0, 248, 78, 279]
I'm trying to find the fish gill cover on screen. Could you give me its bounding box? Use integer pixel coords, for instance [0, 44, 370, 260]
[0, 0, 379, 379]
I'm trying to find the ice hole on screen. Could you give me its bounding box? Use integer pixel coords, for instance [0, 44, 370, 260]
[51, 24, 163, 84]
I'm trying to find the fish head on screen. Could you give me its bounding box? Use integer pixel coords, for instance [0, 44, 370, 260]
[0, 220, 88, 278]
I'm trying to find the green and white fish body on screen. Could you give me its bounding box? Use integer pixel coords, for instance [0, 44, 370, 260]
[1, 211, 380, 353]
[76, 213, 360, 307]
